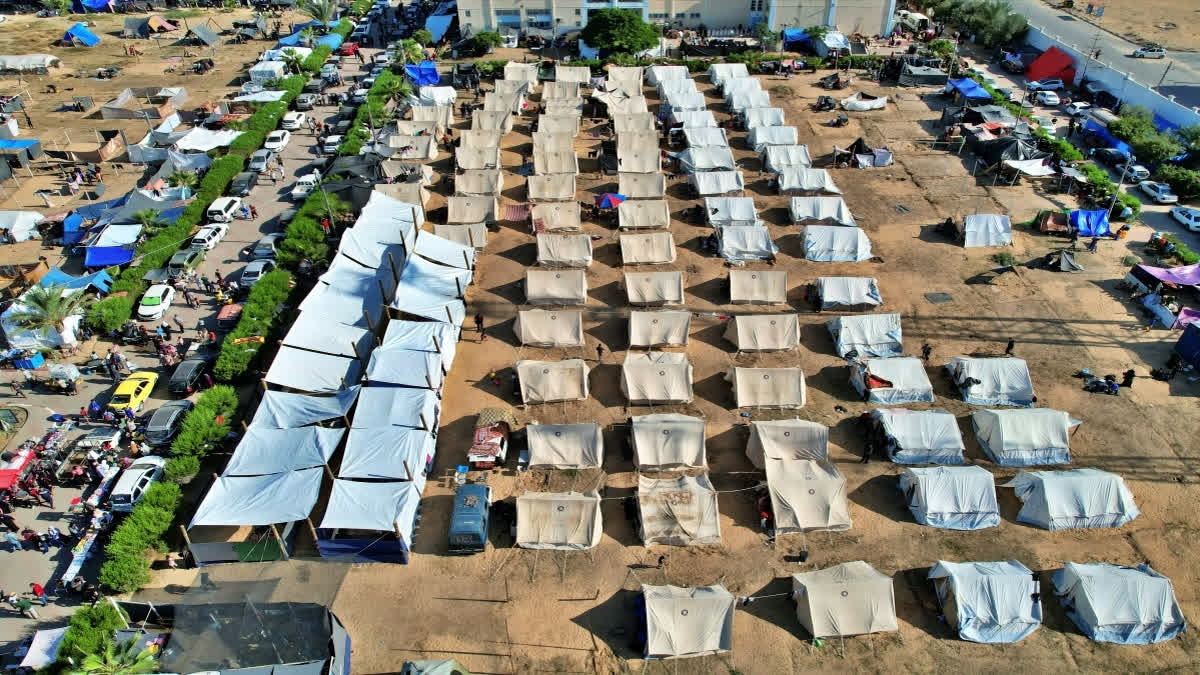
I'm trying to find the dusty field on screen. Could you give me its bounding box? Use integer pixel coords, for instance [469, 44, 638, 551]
[1043, 0, 1200, 51]
[135, 67, 1200, 674]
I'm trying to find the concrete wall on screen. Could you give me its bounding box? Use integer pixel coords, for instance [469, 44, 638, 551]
[1026, 24, 1200, 129]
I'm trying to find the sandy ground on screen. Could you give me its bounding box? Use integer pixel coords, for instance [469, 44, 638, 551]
[1042, 0, 1200, 51]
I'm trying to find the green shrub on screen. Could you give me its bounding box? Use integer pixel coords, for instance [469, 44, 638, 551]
[169, 385, 238, 457]
[990, 251, 1016, 266]
[1164, 234, 1200, 264]
[87, 295, 135, 333]
[140, 482, 182, 512]
[99, 503, 175, 593]
[56, 603, 128, 668]
[412, 28, 433, 46]
[213, 269, 294, 381]
[1115, 192, 1142, 220]
[302, 46, 334, 74]
[164, 455, 201, 481]
[473, 59, 508, 79]
[1154, 165, 1200, 200]
[471, 30, 503, 52]
[349, 0, 371, 15]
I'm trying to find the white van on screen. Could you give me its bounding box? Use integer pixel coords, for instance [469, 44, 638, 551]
[207, 196, 242, 223]
[1087, 109, 1120, 128]
[110, 456, 166, 513]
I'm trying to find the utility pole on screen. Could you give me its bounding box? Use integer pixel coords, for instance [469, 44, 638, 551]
[1078, 32, 1102, 82]
[1158, 60, 1173, 88]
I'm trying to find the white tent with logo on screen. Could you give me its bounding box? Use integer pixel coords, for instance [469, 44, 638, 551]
[619, 173, 667, 198]
[629, 310, 691, 347]
[972, 409, 1074, 466]
[612, 113, 655, 132]
[622, 352, 694, 404]
[638, 474, 721, 546]
[827, 313, 902, 358]
[620, 232, 676, 264]
[778, 167, 838, 193]
[504, 61, 539, 86]
[724, 314, 800, 351]
[617, 148, 661, 173]
[434, 223, 487, 248]
[516, 359, 590, 404]
[928, 560, 1043, 643]
[555, 65, 590, 83]
[945, 357, 1035, 407]
[1052, 563, 1185, 644]
[871, 409, 966, 465]
[618, 199, 670, 230]
[531, 202, 582, 232]
[625, 271, 684, 305]
[632, 414, 706, 469]
[816, 277, 880, 309]
[742, 107, 785, 129]
[515, 309, 584, 347]
[707, 63, 748, 87]
[804, 226, 873, 262]
[792, 562, 898, 638]
[1004, 469, 1139, 530]
[647, 64, 688, 86]
[534, 149, 580, 175]
[526, 269, 587, 305]
[790, 197, 857, 226]
[716, 225, 778, 262]
[455, 169, 504, 196]
[516, 492, 602, 550]
[657, 78, 697, 99]
[729, 367, 806, 409]
[536, 233, 593, 267]
[850, 357, 933, 404]
[728, 90, 771, 112]
[446, 195, 498, 224]
[730, 270, 787, 304]
[532, 131, 574, 152]
[746, 418, 827, 469]
[537, 113, 579, 134]
[767, 457, 852, 534]
[689, 170, 744, 196]
[899, 466, 1000, 530]
[527, 173, 576, 201]
[683, 127, 728, 148]
[642, 585, 735, 659]
[746, 126, 797, 152]
[471, 110, 513, 132]
[677, 147, 736, 172]
[670, 110, 717, 128]
[542, 81, 580, 99]
[526, 423, 603, 468]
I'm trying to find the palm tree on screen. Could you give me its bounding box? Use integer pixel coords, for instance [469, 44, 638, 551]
[378, 78, 414, 110]
[134, 208, 164, 231]
[167, 171, 197, 189]
[6, 284, 92, 338]
[299, 26, 315, 47]
[397, 39, 423, 64]
[298, 0, 337, 30]
[281, 48, 305, 74]
[68, 638, 156, 675]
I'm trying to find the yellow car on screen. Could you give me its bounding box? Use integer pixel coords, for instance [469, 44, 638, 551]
[108, 371, 159, 413]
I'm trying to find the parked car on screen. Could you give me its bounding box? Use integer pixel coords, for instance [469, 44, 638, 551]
[1139, 180, 1179, 204]
[1170, 206, 1200, 232]
[350, 88, 369, 103]
[248, 149, 275, 172]
[229, 171, 258, 196]
[189, 223, 229, 251]
[142, 400, 193, 447]
[108, 371, 158, 412]
[290, 171, 322, 200]
[207, 196, 243, 223]
[338, 41, 359, 56]
[168, 356, 213, 395]
[263, 130, 291, 152]
[373, 52, 392, 65]
[136, 284, 175, 320]
[274, 206, 299, 230]
[110, 456, 166, 513]
[447, 483, 492, 554]
[249, 232, 285, 259]
[240, 259, 276, 286]
[281, 111, 307, 130]
[320, 63, 338, 80]
[295, 93, 319, 110]
[1064, 101, 1091, 117]
[1026, 78, 1065, 91]
[167, 249, 204, 277]
[1035, 90, 1060, 106]
[1132, 45, 1166, 59]
[321, 134, 344, 153]
[304, 78, 328, 94]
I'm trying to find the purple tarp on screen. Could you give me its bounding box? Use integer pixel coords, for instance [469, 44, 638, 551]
[1136, 263, 1200, 287]
[1173, 307, 1200, 330]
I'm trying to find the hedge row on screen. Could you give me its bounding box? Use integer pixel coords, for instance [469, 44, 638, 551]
[97, 482, 182, 593]
[212, 269, 295, 382]
[300, 20, 354, 73]
[1163, 234, 1200, 265]
[163, 384, 239, 479]
[49, 603, 129, 673]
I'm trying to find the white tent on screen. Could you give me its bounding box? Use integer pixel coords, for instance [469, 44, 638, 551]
[365, 348, 446, 390]
[526, 423, 603, 468]
[376, 319, 459, 373]
[526, 269, 587, 305]
[536, 233, 593, 267]
[264, 347, 362, 393]
[804, 226, 873, 262]
[746, 418, 827, 469]
[620, 173, 667, 198]
[607, 66, 643, 86]
[249, 386, 360, 430]
[642, 585, 735, 659]
[620, 232, 676, 265]
[827, 313, 902, 358]
[517, 359, 590, 404]
[767, 457, 852, 534]
[338, 427, 435, 481]
[418, 86, 457, 105]
[455, 169, 504, 196]
[483, 91, 523, 113]
[19, 628, 68, 670]
[446, 195, 498, 224]
[555, 65, 590, 83]
[625, 271, 684, 305]
[778, 168, 841, 194]
[622, 352, 694, 404]
[532, 131, 575, 152]
[728, 90, 772, 112]
[850, 357, 933, 404]
[527, 173, 576, 201]
[945, 357, 1035, 407]
[792, 562, 898, 638]
[616, 130, 658, 154]
[746, 126, 798, 152]
[189, 469, 322, 528]
[544, 99, 583, 117]
[617, 148, 661, 173]
[248, 60, 286, 84]
[1052, 563, 1185, 644]
[471, 110, 513, 132]
[646, 64, 688, 86]
[721, 77, 761, 99]
[730, 269, 787, 304]
[376, 180, 431, 206]
[816, 276, 880, 309]
[677, 146, 735, 172]
[223, 426, 343, 476]
[516, 492, 602, 550]
[741, 107, 785, 129]
[612, 113, 656, 132]
[595, 92, 648, 114]
[459, 129, 503, 149]
[515, 309, 584, 347]
[670, 110, 717, 128]
[632, 414, 706, 469]
[840, 92, 888, 111]
[683, 127, 729, 148]
[973, 409, 1074, 466]
[790, 197, 857, 226]
[0, 211, 43, 242]
[504, 62, 540, 86]
[762, 145, 815, 174]
[494, 78, 531, 99]
[707, 63, 748, 87]
[962, 214, 1013, 247]
[542, 81, 581, 100]
[629, 310, 691, 347]
[689, 171, 744, 196]
[729, 367, 806, 409]
[928, 561, 1043, 643]
[872, 409, 966, 465]
[534, 150, 580, 175]
[1004, 469, 1139, 530]
[899, 466, 1000, 530]
[638, 474, 721, 546]
[352, 387, 439, 430]
[663, 90, 707, 111]
[705, 197, 758, 227]
[261, 47, 312, 61]
[716, 225, 778, 261]
[455, 146, 500, 170]
[537, 113, 579, 133]
[724, 314, 800, 351]
[434, 223, 488, 248]
[618, 200, 670, 230]
[319, 479, 422, 547]
[1, 289, 81, 349]
[531, 202, 582, 232]
[411, 104, 453, 128]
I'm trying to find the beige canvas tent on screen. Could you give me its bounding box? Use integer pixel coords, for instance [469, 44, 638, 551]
[526, 423, 603, 468]
[531, 202, 582, 232]
[537, 114, 579, 135]
[455, 146, 501, 170]
[619, 173, 667, 199]
[379, 161, 435, 186]
[494, 76, 533, 96]
[629, 310, 691, 347]
[642, 585, 735, 660]
[542, 80, 581, 99]
[375, 182, 430, 207]
[525, 269, 587, 305]
[616, 147, 661, 173]
[503, 62, 539, 87]
[455, 169, 504, 196]
[516, 492, 602, 550]
[516, 359, 590, 404]
[471, 110, 513, 132]
[555, 65, 591, 84]
[792, 562, 898, 638]
[536, 233, 593, 267]
[729, 367, 806, 408]
[618, 200, 671, 230]
[747, 418, 828, 469]
[458, 129, 503, 149]
[534, 150, 580, 175]
[638, 474, 721, 546]
[412, 104, 453, 128]
[767, 457, 852, 534]
[433, 223, 488, 248]
[723, 314, 800, 351]
[484, 91, 524, 113]
[632, 413, 706, 469]
[613, 113, 656, 132]
[729, 270, 787, 304]
[620, 232, 676, 265]
[532, 131, 575, 152]
[393, 119, 439, 136]
[446, 196, 498, 224]
[598, 94, 648, 114]
[382, 135, 437, 160]
[617, 130, 658, 152]
[544, 99, 583, 116]
[622, 352, 694, 404]
[626, 271, 684, 305]
[607, 66, 644, 86]
[515, 309, 584, 347]
[527, 174, 576, 201]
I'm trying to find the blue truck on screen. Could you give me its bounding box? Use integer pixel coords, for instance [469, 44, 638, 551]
[448, 483, 491, 554]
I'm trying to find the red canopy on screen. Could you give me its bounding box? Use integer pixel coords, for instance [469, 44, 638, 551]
[1025, 46, 1076, 84]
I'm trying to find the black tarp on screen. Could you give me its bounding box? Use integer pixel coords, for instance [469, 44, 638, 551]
[972, 136, 1049, 165]
[899, 64, 948, 86]
[187, 25, 219, 46]
[941, 105, 1017, 127]
[122, 17, 147, 38]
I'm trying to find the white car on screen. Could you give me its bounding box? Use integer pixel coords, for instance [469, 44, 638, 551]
[1035, 90, 1060, 106]
[322, 134, 344, 154]
[189, 223, 229, 250]
[1027, 78, 1065, 91]
[351, 88, 369, 103]
[1170, 206, 1200, 232]
[1064, 101, 1091, 117]
[110, 456, 166, 513]
[373, 52, 392, 65]
[137, 284, 175, 320]
[263, 129, 291, 152]
[1132, 46, 1166, 59]
[281, 112, 306, 130]
[290, 170, 322, 200]
[1138, 180, 1179, 204]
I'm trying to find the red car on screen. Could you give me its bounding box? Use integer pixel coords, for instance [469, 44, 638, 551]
[338, 42, 359, 56]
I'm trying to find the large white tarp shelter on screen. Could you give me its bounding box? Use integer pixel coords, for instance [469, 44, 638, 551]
[899, 466, 1000, 530]
[413, 104, 454, 128]
[629, 310, 691, 347]
[728, 90, 771, 112]
[526, 423, 603, 468]
[642, 585, 735, 659]
[850, 357, 933, 404]
[353, 387, 439, 430]
[707, 63, 748, 87]
[730, 270, 787, 304]
[618, 200, 670, 230]
[515, 309, 584, 347]
[319, 480, 422, 546]
[459, 129, 503, 149]
[840, 92, 888, 111]
[455, 146, 500, 170]
[1052, 563, 1185, 644]
[532, 131, 574, 152]
[248, 60, 286, 83]
[721, 77, 761, 99]
[705, 197, 758, 227]
[620, 232, 676, 264]
[638, 474, 721, 546]
[804, 226, 873, 262]
[746, 126, 798, 152]
[249, 387, 360, 430]
[670, 110, 717, 128]
[663, 91, 707, 111]
[763, 145, 815, 173]
[716, 225, 778, 261]
[376, 319, 459, 373]
[365, 348, 446, 390]
[962, 214, 1013, 247]
[338, 427, 435, 481]
[817, 276, 880, 308]
[526, 269, 587, 305]
[946, 357, 1035, 407]
[555, 65, 590, 84]
[517, 359, 590, 404]
[872, 409, 966, 465]
[1004, 469, 1139, 530]
[471, 110, 513, 132]
[612, 113, 655, 132]
[595, 92, 648, 114]
[504, 62, 540, 86]
[418, 86, 457, 105]
[531, 202, 582, 232]
[223, 427, 343, 476]
[729, 368, 806, 409]
[516, 492, 602, 550]
[647, 64, 688, 86]
[677, 146, 736, 172]
[544, 99, 583, 117]
[537, 233, 593, 267]
[724, 314, 800, 351]
[632, 414, 706, 469]
[18, 628, 68, 670]
[778, 167, 839, 193]
[790, 197, 857, 226]
[683, 127, 729, 148]
[620, 173, 667, 198]
[742, 107, 785, 129]
[622, 352, 694, 404]
[827, 313, 902, 358]
[689, 171, 744, 196]
[617, 148, 661, 173]
[972, 409, 1073, 466]
[542, 81, 581, 100]
[625, 271, 684, 305]
[527, 173, 576, 201]
[766, 457, 852, 534]
[928, 561, 1043, 643]
[189, 469, 322, 528]
[265, 347, 362, 394]
[792, 562, 898, 638]
[746, 418, 827, 469]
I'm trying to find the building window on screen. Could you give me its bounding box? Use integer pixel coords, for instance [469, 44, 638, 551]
[575, 8, 581, 14]
[690, 12, 701, 17]
[649, 12, 668, 18]
[464, 9, 470, 15]
[675, 12, 685, 18]
[749, 0, 762, 10]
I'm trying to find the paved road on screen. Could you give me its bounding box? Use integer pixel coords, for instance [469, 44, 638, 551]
[1007, 0, 1200, 107]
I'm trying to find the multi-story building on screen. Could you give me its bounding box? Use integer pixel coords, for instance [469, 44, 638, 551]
[456, 0, 897, 41]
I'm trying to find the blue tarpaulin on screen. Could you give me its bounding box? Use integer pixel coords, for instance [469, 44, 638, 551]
[316, 33, 344, 50]
[1153, 113, 1180, 133]
[405, 61, 440, 86]
[71, 0, 111, 12]
[782, 28, 810, 46]
[945, 77, 991, 101]
[1082, 120, 1133, 155]
[62, 213, 85, 245]
[0, 139, 39, 151]
[277, 32, 304, 47]
[39, 267, 112, 293]
[83, 246, 134, 268]
[425, 14, 452, 42]
[1176, 323, 1200, 370]
[72, 196, 125, 220]
[64, 22, 101, 47]
[1070, 209, 1110, 236]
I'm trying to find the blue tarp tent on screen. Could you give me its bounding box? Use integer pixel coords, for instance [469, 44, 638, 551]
[1069, 209, 1109, 236]
[277, 32, 304, 47]
[61, 213, 86, 245]
[72, 196, 125, 220]
[316, 33, 344, 50]
[84, 246, 134, 267]
[929, 561, 1042, 643]
[39, 267, 112, 293]
[782, 28, 810, 48]
[1176, 322, 1200, 370]
[1053, 563, 1186, 644]
[64, 22, 101, 47]
[1082, 120, 1133, 155]
[1153, 113, 1180, 133]
[425, 14, 452, 43]
[405, 61, 440, 86]
[945, 78, 991, 101]
[71, 0, 110, 12]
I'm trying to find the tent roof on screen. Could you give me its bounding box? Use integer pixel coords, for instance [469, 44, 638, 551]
[1004, 469, 1139, 529]
[536, 233, 593, 267]
[19, 628, 68, 670]
[642, 584, 735, 659]
[515, 492, 602, 550]
[682, 127, 728, 147]
[365, 347, 446, 389]
[730, 269, 787, 304]
[638, 474, 721, 546]
[282, 312, 373, 359]
[853, 357, 932, 403]
[631, 413, 706, 469]
[778, 167, 838, 193]
[790, 196, 856, 226]
[724, 314, 800, 351]
[742, 107, 785, 129]
[716, 225, 778, 261]
[515, 309, 585, 347]
[791, 561, 898, 638]
[619, 173, 666, 198]
[705, 197, 757, 227]
[688, 171, 745, 195]
[516, 359, 590, 403]
[946, 357, 1035, 407]
[65, 22, 100, 46]
[189, 469, 322, 528]
[249, 386, 359, 429]
[767, 457, 851, 533]
[677, 146, 735, 172]
[730, 367, 806, 409]
[352, 387, 439, 430]
[963, 213, 1012, 247]
[803, 225, 872, 262]
[188, 25, 219, 46]
[527, 173, 576, 201]
[816, 276, 879, 307]
[620, 232, 675, 264]
[319, 479, 422, 540]
[617, 199, 670, 229]
[621, 352, 694, 404]
[223, 427, 343, 476]
[625, 271, 684, 305]
[265, 347, 362, 393]
[526, 423, 603, 468]
[526, 269, 587, 305]
[1052, 562, 1184, 644]
[746, 418, 827, 469]
[900, 466, 999, 528]
[629, 310, 691, 347]
[873, 409, 966, 465]
[339, 427, 435, 481]
[928, 560, 1042, 643]
[827, 313, 903, 358]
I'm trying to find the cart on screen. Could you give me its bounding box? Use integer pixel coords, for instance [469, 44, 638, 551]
[468, 407, 518, 469]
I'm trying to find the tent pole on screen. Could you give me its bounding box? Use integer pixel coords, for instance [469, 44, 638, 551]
[362, 309, 374, 333]
[350, 340, 362, 361]
[403, 459, 412, 481]
[419, 412, 428, 431]
[269, 524, 289, 561]
[454, 276, 462, 299]
[431, 333, 441, 353]
[323, 464, 334, 480]
[387, 251, 400, 285]
[305, 517, 319, 542]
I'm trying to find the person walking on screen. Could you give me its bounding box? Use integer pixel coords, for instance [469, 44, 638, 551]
[124, 407, 135, 422]
[474, 313, 486, 341]
[3, 531, 20, 551]
[37, 487, 51, 509]
[9, 381, 24, 399]
[1121, 368, 1136, 388]
[160, 319, 172, 338]
[595, 343, 605, 362]
[249, 205, 258, 220]
[1004, 338, 1015, 356]
[921, 343, 932, 363]
[173, 315, 185, 333]
[28, 583, 46, 606]
[860, 438, 874, 463]
[0, 512, 19, 533]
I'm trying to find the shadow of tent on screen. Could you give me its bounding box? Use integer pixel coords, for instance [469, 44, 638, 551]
[591, 241, 622, 269]
[497, 241, 537, 265]
[892, 566, 957, 640]
[811, 364, 859, 404]
[589, 363, 626, 408]
[570, 588, 644, 660]
[774, 232, 806, 259]
[846, 473, 908, 523]
[590, 279, 627, 307]
[600, 485, 641, 546]
[740, 577, 808, 642]
[799, 320, 834, 355]
[487, 316, 520, 347]
[692, 372, 731, 408]
[485, 278, 526, 305]
[690, 321, 729, 350]
[685, 275, 728, 305]
[584, 316, 625, 351]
